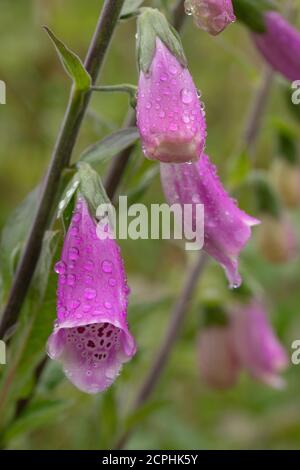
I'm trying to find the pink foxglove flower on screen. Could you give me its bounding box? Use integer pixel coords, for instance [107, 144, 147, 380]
[137, 38, 206, 163]
[253, 12, 300, 82]
[160, 155, 260, 288]
[198, 326, 240, 389]
[232, 301, 288, 388]
[47, 198, 136, 394]
[185, 0, 236, 35]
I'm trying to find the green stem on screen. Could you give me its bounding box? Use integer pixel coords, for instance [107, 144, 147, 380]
[91, 84, 137, 106]
[0, 0, 126, 340]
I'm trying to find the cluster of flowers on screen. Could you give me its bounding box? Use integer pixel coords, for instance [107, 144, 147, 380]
[47, 1, 300, 393]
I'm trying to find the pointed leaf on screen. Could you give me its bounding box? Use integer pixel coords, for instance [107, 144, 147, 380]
[44, 26, 91, 91]
[79, 127, 139, 166]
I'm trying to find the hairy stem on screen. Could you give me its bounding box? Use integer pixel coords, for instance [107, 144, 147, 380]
[115, 253, 208, 450]
[0, 0, 126, 339]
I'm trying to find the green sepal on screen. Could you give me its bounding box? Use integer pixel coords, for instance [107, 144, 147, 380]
[77, 162, 110, 217]
[136, 8, 187, 74]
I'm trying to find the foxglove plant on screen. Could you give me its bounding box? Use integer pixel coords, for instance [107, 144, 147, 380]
[185, 0, 236, 35]
[232, 300, 288, 388]
[252, 11, 300, 82]
[47, 197, 136, 394]
[160, 155, 260, 288]
[136, 8, 206, 163]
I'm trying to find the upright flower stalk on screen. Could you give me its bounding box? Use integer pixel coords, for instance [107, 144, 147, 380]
[48, 197, 136, 393]
[136, 8, 207, 163]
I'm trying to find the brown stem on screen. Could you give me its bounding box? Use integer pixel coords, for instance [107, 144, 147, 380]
[115, 252, 208, 450]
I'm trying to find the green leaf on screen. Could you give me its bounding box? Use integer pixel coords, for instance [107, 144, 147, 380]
[227, 150, 251, 189]
[3, 399, 72, 443]
[0, 186, 39, 295]
[0, 230, 61, 422]
[79, 127, 139, 167]
[44, 26, 91, 91]
[127, 165, 159, 204]
[121, 0, 145, 18]
[232, 0, 276, 33]
[77, 162, 110, 215]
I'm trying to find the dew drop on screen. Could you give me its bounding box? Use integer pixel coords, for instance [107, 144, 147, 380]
[109, 278, 116, 287]
[68, 247, 79, 260]
[84, 288, 97, 300]
[104, 301, 112, 309]
[54, 261, 66, 275]
[160, 73, 168, 81]
[67, 274, 76, 286]
[169, 123, 178, 132]
[73, 213, 81, 223]
[169, 65, 178, 75]
[180, 88, 193, 104]
[101, 260, 113, 274]
[84, 260, 94, 271]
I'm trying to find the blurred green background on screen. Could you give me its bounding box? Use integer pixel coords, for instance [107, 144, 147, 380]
[1, 0, 300, 450]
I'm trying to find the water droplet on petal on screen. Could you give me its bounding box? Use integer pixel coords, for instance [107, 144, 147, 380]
[101, 260, 113, 273]
[109, 278, 116, 287]
[169, 65, 178, 75]
[73, 213, 81, 223]
[67, 274, 76, 286]
[180, 88, 193, 104]
[104, 301, 112, 309]
[84, 288, 97, 300]
[54, 261, 66, 275]
[68, 247, 79, 260]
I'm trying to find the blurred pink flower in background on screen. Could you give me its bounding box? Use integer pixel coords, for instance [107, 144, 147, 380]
[198, 325, 240, 389]
[48, 198, 136, 394]
[253, 11, 300, 82]
[257, 214, 298, 264]
[185, 0, 236, 35]
[160, 154, 260, 288]
[137, 38, 206, 163]
[232, 300, 288, 389]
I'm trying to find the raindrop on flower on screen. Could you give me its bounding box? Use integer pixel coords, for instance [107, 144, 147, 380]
[180, 88, 193, 104]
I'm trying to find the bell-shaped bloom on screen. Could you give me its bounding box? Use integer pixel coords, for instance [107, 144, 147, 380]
[47, 198, 136, 394]
[197, 326, 240, 389]
[272, 159, 300, 208]
[160, 154, 260, 288]
[137, 38, 206, 163]
[232, 301, 288, 388]
[252, 11, 300, 82]
[185, 0, 235, 35]
[257, 214, 298, 264]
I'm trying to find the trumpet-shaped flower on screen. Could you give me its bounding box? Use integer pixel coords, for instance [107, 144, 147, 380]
[160, 155, 260, 287]
[47, 198, 136, 394]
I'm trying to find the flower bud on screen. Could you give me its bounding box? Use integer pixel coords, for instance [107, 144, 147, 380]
[136, 9, 206, 163]
[253, 11, 300, 82]
[185, 0, 236, 35]
[232, 300, 288, 388]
